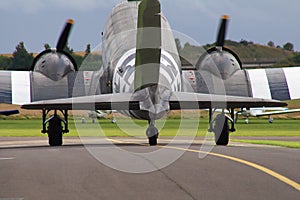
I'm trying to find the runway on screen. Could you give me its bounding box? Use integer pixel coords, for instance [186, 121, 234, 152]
[0, 137, 299, 200]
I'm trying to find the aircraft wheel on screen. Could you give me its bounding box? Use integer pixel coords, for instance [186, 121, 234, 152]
[148, 135, 158, 146]
[48, 116, 63, 146]
[147, 126, 158, 146]
[213, 114, 229, 146]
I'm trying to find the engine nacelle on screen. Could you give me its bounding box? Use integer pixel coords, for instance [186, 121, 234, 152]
[31, 49, 77, 81]
[196, 47, 242, 80]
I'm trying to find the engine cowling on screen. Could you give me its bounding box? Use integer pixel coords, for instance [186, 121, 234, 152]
[31, 49, 77, 81]
[31, 19, 77, 81]
[196, 47, 242, 80]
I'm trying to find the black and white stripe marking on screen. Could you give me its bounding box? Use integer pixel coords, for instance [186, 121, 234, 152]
[0, 71, 31, 104]
[247, 67, 300, 101]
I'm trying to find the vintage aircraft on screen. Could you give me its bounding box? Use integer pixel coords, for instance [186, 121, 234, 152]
[1, 0, 298, 146]
[211, 107, 300, 124]
[88, 110, 116, 123]
[235, 107, 300, 124]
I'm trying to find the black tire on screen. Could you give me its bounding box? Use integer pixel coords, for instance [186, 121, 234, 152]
[214, 114, 229, 146]
[48, 116, 63, 146]
[148, 135, 158, 146]
[146, 125, 159, 146]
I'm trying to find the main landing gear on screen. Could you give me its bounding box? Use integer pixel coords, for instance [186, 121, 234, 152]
[209, 108, 235, 146]
[213, 114, 229, 145]
[146, 120, 159, 146]
[42, 109, 69, 146]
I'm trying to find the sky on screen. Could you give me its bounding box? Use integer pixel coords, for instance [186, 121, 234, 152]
[1, 0, 300, 54]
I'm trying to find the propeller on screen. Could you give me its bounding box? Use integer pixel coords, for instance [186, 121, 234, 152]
[31, 18, 77, 77]
[216, 15, 229, 48]
[56, 19, 74, 52]
[196, 14, 243, 73]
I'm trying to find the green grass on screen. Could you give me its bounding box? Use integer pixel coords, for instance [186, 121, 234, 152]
[1, 118, 300, 148]
[0, 119, 45, 137]
[233, 140, 300, 149]
[232, 119, 300, 137]
[0, 118, 299, 138]
[0, 118, 207, 137]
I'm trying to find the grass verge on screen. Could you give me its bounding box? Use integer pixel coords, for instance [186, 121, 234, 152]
[232, 139, 300, 148]
[0, 118, 299, 138]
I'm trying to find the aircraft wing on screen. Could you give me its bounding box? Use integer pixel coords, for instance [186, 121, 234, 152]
[169, 92, 286, 109]
[255, 108, 300, 117]
[21, 92, 286, 111]
[21, 93, 140, 110]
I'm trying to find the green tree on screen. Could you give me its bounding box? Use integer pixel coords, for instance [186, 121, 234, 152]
[240, 39, 253, 46]
[9, 42, 34, 70]
[283, 42, 294, 51]
[73, 54, 84, 68]
[267, 41, 275, 48]
[44, 43, 51, 50]
[80, 53, 103, 71]
[175, 38, 182, 53]
[184, 42, 191, 48]
[0, 56, 12, 70]
[61, 43, 84, 68]
[275, 52, 300, 67]
[84, 44, 91, 58]
[64, 43, 74, 54]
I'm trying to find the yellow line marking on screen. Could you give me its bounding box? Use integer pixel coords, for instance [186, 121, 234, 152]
[107, 138, 300, 192]
[161, 145, 300, 192]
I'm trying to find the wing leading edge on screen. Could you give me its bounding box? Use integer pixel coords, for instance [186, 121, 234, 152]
[21, 92, 286, 111]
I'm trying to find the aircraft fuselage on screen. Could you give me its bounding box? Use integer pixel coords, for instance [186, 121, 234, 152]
[101, 1, 181, 120]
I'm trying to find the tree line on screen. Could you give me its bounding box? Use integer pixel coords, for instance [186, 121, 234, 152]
[1, 39, 299, 70]
[0, 42, 102, 71]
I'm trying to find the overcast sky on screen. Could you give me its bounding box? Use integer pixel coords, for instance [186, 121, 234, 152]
[1, 0, 299, 54]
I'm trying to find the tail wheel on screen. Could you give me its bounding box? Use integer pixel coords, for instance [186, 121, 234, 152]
[148, 135, 158, 146]
[213, 114, 229, 146]
[147, 125, 158, 146]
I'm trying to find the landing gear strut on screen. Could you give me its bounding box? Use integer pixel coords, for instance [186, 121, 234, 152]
[42, 109, 69, 146]
[146, 120, 158, 146]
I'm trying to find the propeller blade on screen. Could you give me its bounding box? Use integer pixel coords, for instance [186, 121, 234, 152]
[56, 19, 74, 51]
[216, 15, 229, 47]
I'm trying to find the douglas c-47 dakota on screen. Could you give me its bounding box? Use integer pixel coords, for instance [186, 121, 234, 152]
[1, 0, 299, 146]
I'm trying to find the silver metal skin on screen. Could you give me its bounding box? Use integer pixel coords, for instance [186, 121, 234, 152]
[34, 50, 76, 81]
[102, 1, 181, 121]
[18, 0, 288, 146]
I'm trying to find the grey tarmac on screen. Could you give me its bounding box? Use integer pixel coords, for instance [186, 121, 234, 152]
[0, 137, 299, 200]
